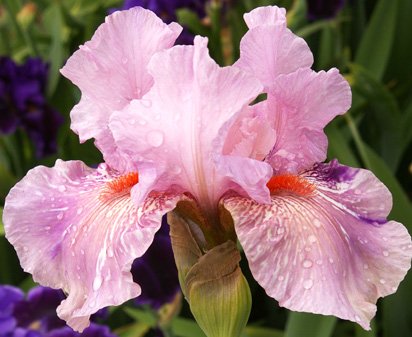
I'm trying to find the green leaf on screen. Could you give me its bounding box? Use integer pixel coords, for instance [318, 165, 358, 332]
[285, 312, 336, 337]
[243, 325, 284, 337]
[44, 3, 67, 97]
[350, 65, 403, 171]
[115, 322, 151, 337]
[355, 0, 398, 80]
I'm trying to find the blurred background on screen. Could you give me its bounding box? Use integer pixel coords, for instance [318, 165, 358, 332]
[0, 0, 411, 336]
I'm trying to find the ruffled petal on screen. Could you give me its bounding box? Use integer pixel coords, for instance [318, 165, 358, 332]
[235, 6, 313, 91]
[260, 68, 351, 173]
[3, 160, 182, 331]
[60, 7, 182, 171]
[223, 161, 412, 329]
[110, 36, 266, 208]
[243, 6, 286, 28]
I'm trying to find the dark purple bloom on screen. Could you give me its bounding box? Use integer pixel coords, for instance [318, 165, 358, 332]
[131, 217, 180, 309]
[0, 286, 24, 334]
[306, 0, 345, 20]
[0, 57, 64, 158]
[0, 285, 117, 337]
[111, 0, 207, 44]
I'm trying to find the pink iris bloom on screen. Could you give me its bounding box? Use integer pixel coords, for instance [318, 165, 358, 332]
[3, 5, 412, 333]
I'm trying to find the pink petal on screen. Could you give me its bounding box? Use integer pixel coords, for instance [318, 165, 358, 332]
[110, 36, 267, 208]
[223, 104, 276, 162]
[243, 6, 286, 28]
[3, 160, 182, 331]
[260, 68, 351, 174]
[235, 6, 313, 91]
[60, 8, 182, 171]
[223, 161, 412, 329]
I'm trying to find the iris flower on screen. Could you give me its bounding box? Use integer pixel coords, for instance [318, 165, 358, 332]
[3, 5, 411, 333]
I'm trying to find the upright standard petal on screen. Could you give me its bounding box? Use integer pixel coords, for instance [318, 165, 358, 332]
[223, 160, 412, 329]
[235, 6, 313, 91]
[110, 36, 271, 209]
[60, 7, 182, 171]
[3, 160, 182, 331]
[260, 68, 351, 174]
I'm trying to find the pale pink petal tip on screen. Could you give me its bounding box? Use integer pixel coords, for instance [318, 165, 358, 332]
[3, 160, 181, 331]
[243, 6, 287, 28]
[236, 7, 313, 91]
[224, 160, 412, 329]
[60, 7, 182, 172]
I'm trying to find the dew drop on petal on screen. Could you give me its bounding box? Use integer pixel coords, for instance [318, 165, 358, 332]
[107, 247, 114, 258]
[383, 250, 389, 257]
[58, 185, 66, 192]
[93, 276, 103, 291]
[303, 279, 313, 290]
[380, 279, 386, 284]
[140, 99, 152, 108]
[146, 130, 164, 147]
[329, 257, 334, 264]
[57, 212, 64, 220]
[302, 260, 313, 268]
[121, 57, 128, 64]
[23, 246, 28, 252]
[363, 263, 369, 270]
[308, 235, 317, 243]
[278, 275, 284, 281]
[313, 219, 322, 228]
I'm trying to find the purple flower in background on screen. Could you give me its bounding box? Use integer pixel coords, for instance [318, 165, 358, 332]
[0, 57, 64, 158]
[111, 0, 207, 44]
[131, 217, 180, 309]
[306, 0, 345, 20]
[0, 285, 116, 337]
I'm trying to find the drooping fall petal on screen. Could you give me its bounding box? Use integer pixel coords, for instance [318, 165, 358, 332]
[235, 6, 313, 91]
[3, 160, 181, 331]
[60, 7, 182, 171]
[110, 36, 272, 208]
[223, 160, 412, 329]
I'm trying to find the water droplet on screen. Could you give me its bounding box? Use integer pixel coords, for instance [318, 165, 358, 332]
[76, 265, 81, 270]
[354, 189, 361, 195]
[77, 207, 83, 215]
[363, 263, 369, 270]
[57, 212, 64, 220]
[314, 219, 322, 228]
[146, 130, 164, 147]
[107, 247, 114, 258]
[138, 119, 147, 125]
[140, 99, 152, 108]
[277, 227, 285, 235]
[379, 278, 386, 284]
[308, 235, 317, 244]
[80, 249, 85, 255]
[303, 279, 313, 290]
[382, 236, 388, 242]
[316, 259, 322, 265]
[93, 276, 103, 291]
[329, 257, 334, 264]
[58, 185, 66, 192]
[302, 260, 313, 268]
[23, 246, 28, 252]
[121, 57, 128, 64]
[382, 250, 389, 257]
[35, 191, 43, 197]
[278, 275, 284, 281]
[88, 300, 96, 308]
[44, 226, 51, 231]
